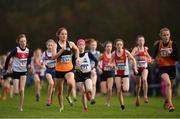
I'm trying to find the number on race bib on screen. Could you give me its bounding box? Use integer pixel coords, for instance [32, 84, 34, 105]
[60, 55, 71, 63]
[137, 61, 147, 67]
[47, 61, 55, 68]
[20, 60, 27, 67]
[117, 64, 126, 70]
[104, 65, 111, 71]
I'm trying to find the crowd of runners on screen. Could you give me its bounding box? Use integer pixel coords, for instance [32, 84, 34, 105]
[0, 27, 179, 112]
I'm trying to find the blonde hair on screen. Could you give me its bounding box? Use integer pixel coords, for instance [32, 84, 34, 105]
[159, 27, 170, 37]
[33, 48, 42, 57]
[46, 39, 55, 46]
[89, 38, 97, 44]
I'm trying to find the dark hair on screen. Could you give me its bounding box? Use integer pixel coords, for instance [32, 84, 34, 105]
[16, 34, 28, 47]
[114, 38, 124, 46]
[89, 38, 97, 43]
[136, 34, 144, 41]
[56, 27, 67, 36]
[56, 27, 67, 41]
[16, 34, 26, 43]
[104, 41, 112, 47]
[84, 38, 97, 50]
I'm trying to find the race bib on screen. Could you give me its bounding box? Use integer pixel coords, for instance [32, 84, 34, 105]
[137, 61, 147, 68]
[116, 64, 126, 70]
[20, 59, 27, 67]
[103, 65, 111, 71]
[46, 60, 56, 68]
[160, 48, 172, 57]
[80, 63, 91, 73]
[60, 55, 71, 63]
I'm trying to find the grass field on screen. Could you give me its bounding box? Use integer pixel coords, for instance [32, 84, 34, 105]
[0, 86, 180, 118]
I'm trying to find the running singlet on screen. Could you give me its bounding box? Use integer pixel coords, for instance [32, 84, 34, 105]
[115, 49, 129, 76]
[79, 52, 92, 73]
[12, 47, 29, 72]
[32, 57, 45, 76]
[90, 50, 100, 68]
[55, 41, 73, 72]
[135, 47, 148, 70]
[102, 53, 112, 71]
[42, 51, 56, 69]
[158, 40, 176, 67]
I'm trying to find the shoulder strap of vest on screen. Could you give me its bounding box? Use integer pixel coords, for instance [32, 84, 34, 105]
[123, 49, 126, 63]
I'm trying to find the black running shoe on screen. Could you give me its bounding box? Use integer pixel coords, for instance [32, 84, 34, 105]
[90, 99, 96, 105]
[121, 105, 125, 110]
[66, 96, 73, 106]
[36, 94, 40, 102]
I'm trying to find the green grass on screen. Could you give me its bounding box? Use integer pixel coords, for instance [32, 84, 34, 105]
[0, 86, 180, 118]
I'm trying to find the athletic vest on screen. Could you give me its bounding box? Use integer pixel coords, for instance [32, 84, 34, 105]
[115, 49, 129, 76]
[79, 52, 92, 73]
[158, 40, 176, 67]
[90, 50, 100, 68]
[55, 41, 73, 71]
[12, 47, 29, 72]
[102, 53, 112, 71]
[42, 51, 56, 69]
[32, 58, 44, 75]
[135, 47, 148, 69]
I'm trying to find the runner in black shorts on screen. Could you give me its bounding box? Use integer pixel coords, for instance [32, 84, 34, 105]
[73, 39, 98, 112]
[99, 41, 114, 107]
[4, 34, 32, 111]
[152, 27, 179, 112]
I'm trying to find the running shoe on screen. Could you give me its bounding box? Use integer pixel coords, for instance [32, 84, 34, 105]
[90, 99, 96, 105]
[66, 96, 73, 106]
[19, 108, 23, 112]
[144, 97, 149, 103]
[121, 105, 125, 110]
[84, 107, 88, 112]
[105, 102, 111, 107]
[46, 98, 52, 106]
[73, 97, 77, 102]
[36, 94, 40, 102]
[59, 107, 63, 112]
[168, 105, 175, 112]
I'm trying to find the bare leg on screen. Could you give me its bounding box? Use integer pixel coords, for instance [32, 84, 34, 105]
[115, 77, 125, 110]
[161, 73, 174, 111]
[91, 69, 97, 104]
[106, 77, 113, 107]
[33, 74, 40, 101]
[19, 75, 26, 111]
[13, 79, 19, 95]
[135, 76, 141, 106]
[142, 69, 149, 102]
[65, 72, 76, 98]
[46, 74, 54, 105]
[100, 81, 107, 95]
[57, 78, 64, 112]
[77, 82, 87, 111]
